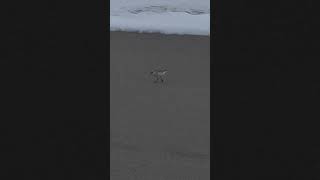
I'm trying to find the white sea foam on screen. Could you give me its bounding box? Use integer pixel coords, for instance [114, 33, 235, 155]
[110, 0, 210, 36]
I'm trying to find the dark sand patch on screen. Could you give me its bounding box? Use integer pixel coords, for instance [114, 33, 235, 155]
[111, 31, 210, 180]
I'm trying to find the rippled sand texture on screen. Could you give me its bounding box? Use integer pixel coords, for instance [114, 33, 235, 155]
[110, 32, 210, 180]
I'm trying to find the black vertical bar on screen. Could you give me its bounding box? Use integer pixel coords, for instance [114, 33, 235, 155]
[214, 0, 320, 179]
[1, 0, 109, 179]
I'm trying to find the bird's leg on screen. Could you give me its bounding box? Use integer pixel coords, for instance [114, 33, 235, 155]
[154, 75, 159, 83]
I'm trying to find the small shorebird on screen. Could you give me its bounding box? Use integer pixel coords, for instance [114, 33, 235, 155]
[150, 69, 168, 83]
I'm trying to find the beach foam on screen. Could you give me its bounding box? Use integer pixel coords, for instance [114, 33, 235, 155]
[110, 0, 210, 36]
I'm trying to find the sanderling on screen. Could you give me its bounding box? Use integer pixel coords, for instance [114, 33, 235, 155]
[150, 69, 168, 83]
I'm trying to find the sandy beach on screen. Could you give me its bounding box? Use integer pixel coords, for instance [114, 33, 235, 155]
[110, 31, 210, 180]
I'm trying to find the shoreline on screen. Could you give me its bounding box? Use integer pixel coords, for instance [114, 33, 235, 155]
[110, 12, 210, 36]
[110, 29, 210, 37]
[110, 30, 210, 40]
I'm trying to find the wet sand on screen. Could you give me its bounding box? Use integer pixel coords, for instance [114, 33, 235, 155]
[110, 31, 210, 180]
